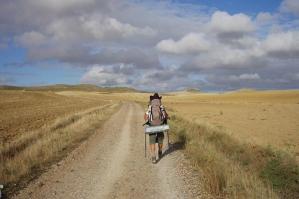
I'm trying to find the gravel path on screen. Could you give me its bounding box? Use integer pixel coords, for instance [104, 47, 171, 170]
[12, 102, 204, 199]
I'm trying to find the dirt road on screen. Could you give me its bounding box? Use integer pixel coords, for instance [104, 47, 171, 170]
[12, 102, 203, 199]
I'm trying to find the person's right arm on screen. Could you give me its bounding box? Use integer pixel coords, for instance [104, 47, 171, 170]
[144, 106, 151, 121]
[144, 113, 148, 121]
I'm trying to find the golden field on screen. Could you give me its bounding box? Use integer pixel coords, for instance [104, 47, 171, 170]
[163, 90, 299, 160]
[0, 89, 121, 195]
[0, 90, 111, 143]
[0, 87, 298, 198]
[55, 89, 299, 162]
[161, 90, 299, 198]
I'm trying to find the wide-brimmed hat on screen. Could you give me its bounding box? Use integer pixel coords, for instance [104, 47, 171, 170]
[150, 93, 162, 101]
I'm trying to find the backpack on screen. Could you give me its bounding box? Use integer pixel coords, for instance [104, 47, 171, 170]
[149, 99, 165, 126]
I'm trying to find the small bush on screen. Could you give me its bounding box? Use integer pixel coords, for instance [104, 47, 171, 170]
[261, 151, 299, 197]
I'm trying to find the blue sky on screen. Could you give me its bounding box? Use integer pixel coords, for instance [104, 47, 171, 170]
[0, 0, 299, 91]
[0, 42, 85, 86]
[176, 0, 282, 15]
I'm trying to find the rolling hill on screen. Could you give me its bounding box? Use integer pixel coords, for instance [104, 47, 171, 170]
[0, 84, 140, 93]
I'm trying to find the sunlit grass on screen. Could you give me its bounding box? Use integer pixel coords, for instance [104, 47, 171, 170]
[0, 103, 120, 194]
[169, 113, 299, 198]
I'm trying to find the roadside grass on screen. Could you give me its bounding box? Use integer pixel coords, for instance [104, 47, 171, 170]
[0, 103, 120, 196]
[169, 114, 299, 199]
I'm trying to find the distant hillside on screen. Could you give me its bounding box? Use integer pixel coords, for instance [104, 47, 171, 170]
[227, 88, 258, 93]
[0, 85, 24, 90]
[185, 88, 201, 93]
[0, 84, 140, 93]
[162, 88, 201, 96]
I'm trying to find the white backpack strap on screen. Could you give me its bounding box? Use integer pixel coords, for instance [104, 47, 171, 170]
[148, 105, 152, 122]
[160, 105, 166, 120]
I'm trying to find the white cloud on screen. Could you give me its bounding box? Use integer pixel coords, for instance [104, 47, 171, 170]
[156, 33, 210, 54]
[80, 64, 130, 86]
[233, 36, 261, 48]
[166, 32, 264, 69]
[263, 31, 299, 57]
[229, 73, 260, 81]
[44, 14, 156, 43]
[1, 0, 299, 91]
[209, 11, 255, 35]
[256, 12, 275, 25]
[27, 0, 96, 11]
[81, 15, 156, 40]
[16, 31, 48, 47]
[280, 0, 299, 16]
[190, 46, 264, 69]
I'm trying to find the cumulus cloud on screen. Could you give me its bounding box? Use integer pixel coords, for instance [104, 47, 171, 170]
[209, 11, 255, 36]
[156, 33, 210, 54]
[1, 0, 299, 91]
[256, 12, 276, 25]
[295, 73, 299, 80]
[188, 48, 264, 69]
[16, 31, 48, 47]
[229, 73, 260, 81]
[17, 14, 156, 49]
[80, 15, 156, 40]
[262, 31, 299, 58]
[164, 33, 264, 70]
[27, 0, 96, 11]
[280, 0, 299, 16]
[80, 64, 131, 86]
[3, 0, 159, 68]
[156, 11, 262, 69]
[133, 69, 204, 91]
[80, 64, 204, 91]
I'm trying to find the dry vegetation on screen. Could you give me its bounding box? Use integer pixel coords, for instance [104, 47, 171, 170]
[163, 90, 299, 161]
[1, 87, 298, 198]
[161, 90, 299, 198]
[0, 90, 114, 143]
[136, 90, 299, 198]
[0, 89, 121, 195]
[169, 115, 298, 198]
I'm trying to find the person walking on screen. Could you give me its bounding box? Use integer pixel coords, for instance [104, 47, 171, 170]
[144, 93, 168, 163]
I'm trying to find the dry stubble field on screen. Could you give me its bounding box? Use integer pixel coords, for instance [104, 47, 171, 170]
[0, 90, 114, 143]
[160, 90, 299, 198]
[1, 88, 298, 198]
[53, 89, 299, 160]
[0, 89, 122, 196]
[163, 90, 299, 160]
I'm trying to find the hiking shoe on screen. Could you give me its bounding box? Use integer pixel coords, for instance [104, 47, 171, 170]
[158, 150, 162, 158]
[151, 157, 156, 164]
